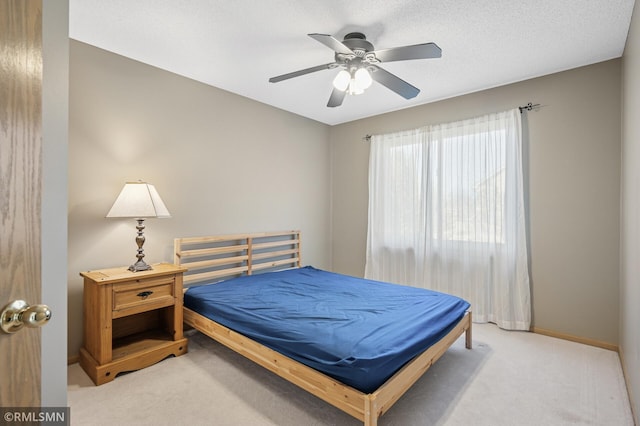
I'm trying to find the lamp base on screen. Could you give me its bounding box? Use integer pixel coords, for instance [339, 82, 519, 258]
[128, 218, 152, 272]
[128, 259, 152, 272]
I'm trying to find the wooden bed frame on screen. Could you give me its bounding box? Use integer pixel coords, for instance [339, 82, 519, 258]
[174, 230, 472, 426]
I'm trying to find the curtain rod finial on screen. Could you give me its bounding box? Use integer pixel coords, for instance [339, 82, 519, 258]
[519, 102, 541, 113]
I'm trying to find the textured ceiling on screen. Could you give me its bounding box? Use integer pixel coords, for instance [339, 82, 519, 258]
[69, 0, 636, 125]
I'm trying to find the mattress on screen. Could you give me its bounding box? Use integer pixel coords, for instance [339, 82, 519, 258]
[184, 266, 470, 393]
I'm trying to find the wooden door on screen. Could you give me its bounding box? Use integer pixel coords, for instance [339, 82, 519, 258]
[0, 0, 43, 407]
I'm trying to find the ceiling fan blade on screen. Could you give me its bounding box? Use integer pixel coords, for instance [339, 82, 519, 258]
[308, 33, 354, 55]
[372, 42, 442, 62]
[327, 87, 346, 108]
[269, 62, 336, 83]
[370, 65, 420, 99]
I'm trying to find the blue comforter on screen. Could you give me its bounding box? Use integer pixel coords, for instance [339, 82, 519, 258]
[184, 266, 470, 393]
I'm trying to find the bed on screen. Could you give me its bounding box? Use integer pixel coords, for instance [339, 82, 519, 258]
[174, 230, 472, 426]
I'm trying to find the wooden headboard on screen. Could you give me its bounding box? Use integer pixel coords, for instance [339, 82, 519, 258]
[174, 230, 301, 287]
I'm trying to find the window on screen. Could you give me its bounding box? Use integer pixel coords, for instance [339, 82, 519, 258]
[366, 109, 530, 330]
[432, 129, 507, 244]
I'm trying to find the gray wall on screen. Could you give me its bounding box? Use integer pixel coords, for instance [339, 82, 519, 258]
[330, 60, 621, 347]
[68, 41, 332, 357]
[42, 0, 68, 406]
[621, 2, 640, 422]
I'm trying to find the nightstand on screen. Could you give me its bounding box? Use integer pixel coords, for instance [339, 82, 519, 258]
[79, 263, 188, 385]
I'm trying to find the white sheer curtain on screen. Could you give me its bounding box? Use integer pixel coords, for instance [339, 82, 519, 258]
[365, 109, 530, 330]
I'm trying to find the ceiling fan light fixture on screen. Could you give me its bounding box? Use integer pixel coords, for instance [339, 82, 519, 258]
[332, 69, 350, 91]
[354, 67, 372, 90]
[271, 32, 441, 107]
[345, 66, 371, 95]
[347, 81, 365, 95]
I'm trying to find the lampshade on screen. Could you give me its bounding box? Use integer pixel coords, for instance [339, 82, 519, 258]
[106, 181, 171, 219]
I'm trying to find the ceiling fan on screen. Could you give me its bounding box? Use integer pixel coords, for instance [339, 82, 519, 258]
[269, 32, 442, 107]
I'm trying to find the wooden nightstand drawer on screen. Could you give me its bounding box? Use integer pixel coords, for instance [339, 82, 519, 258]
[112, 276, 175, 317]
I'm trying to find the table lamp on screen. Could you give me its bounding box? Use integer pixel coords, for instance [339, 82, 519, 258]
[106, 181, 171, 272]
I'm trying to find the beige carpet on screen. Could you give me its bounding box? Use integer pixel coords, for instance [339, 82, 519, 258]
[68, 323, 634, 425]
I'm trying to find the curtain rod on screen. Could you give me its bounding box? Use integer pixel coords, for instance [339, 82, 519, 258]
[518, 102, 541, 113]
[363, 102, 540, 142]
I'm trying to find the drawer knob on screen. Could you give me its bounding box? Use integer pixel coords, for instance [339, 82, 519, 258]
[136, 291, 153, 299]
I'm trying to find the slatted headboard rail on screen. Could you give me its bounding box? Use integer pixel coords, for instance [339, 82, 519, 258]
[174, 230, 301, 286]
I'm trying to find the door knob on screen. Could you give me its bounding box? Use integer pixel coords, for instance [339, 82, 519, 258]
[0, 300, 52, 334]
